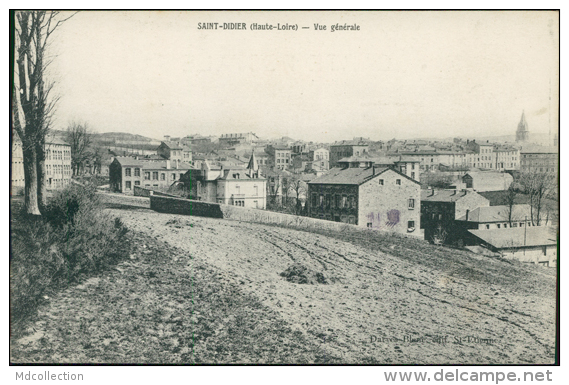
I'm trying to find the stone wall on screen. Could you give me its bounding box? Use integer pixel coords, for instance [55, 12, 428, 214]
[150, 195, 224, 218]
[134, 185, 178, 198]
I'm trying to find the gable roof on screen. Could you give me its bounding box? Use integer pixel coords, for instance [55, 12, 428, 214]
[160, 141, 183, 150]
[468, 226, 557, 249]
[421, 189, 487, 203]
[308, 166, 419, 186]
[457, 204, 532, 223]
[113, 156, 193, 170]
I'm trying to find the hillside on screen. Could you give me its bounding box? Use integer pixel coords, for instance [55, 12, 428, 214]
[11, 205, 557, 364]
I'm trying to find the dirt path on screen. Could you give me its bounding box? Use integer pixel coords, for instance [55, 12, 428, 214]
[110, 207, 556, 364]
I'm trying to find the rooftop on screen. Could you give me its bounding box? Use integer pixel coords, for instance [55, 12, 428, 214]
[468, 226, 557, 249]
[421, 189, 487, 203]
[457, 204, 532, 223]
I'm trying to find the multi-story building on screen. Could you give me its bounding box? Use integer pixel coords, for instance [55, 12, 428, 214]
[494, 146, 520, 171]
[455, 204, 535, 230]
[329, 140, 369, 168]
[180, 153, 266, 209]
[45, 138, 72, 190]
[11, 134, 72, 191]
[311, 147, 329, 162]
[266, 145, 292, 170]
[157, 140, 192, 163]
[11, 133, 25, 190]
[109, 157, 193, 193]
[218, 132, 259, 147]
[307, 163, 421, 235]
[520, 146, 558, 175]
[420, 188, 490, 244]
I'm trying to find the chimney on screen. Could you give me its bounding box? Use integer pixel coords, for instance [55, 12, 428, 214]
[466, 209, 470, 221]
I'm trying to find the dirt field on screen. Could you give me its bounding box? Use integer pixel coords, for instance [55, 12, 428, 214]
[12, 205, 557, 364]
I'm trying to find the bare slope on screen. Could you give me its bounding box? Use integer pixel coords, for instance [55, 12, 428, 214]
[12, 207, 557, 364]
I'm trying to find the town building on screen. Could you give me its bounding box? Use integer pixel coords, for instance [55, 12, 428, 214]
[455, 204, 534, 230]
[45, 137, 72, 190]
[307, 163, 421, 235]
[329, 140, 369, 168]
[218, 132, 259, 147]
[157, 140, 192, 163]
[11, 133, 25, 191]
[266, 145, 292, 170]
[420, 189, 490, 244]
[467, 226, 557, 267]
[180, 153, 266, 209]
[109, 157, 193, 193]
[520, 146, 558, 175]
[462, 171, 513, 192]
[493, 146, 520, 171]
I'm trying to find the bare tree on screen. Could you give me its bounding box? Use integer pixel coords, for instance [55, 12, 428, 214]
[502, 184, 517, 226]
[519, 170, 555, 226]
[66, 121, 92, 176]
[12, 11, 74, 215]
[288, 175, 307, 215]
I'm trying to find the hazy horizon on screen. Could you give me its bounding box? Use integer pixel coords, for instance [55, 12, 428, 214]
[31, 11, 559, 143]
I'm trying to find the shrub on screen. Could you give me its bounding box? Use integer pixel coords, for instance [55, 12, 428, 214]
[10, 183, 131, 327]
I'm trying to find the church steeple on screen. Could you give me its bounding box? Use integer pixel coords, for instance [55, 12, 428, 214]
[247, 150, 259, 178]
[516, 110, 529, 143]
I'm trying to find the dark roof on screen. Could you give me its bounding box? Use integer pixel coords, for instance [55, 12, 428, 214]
[421, 189, 487, 203]
[331, 140, 369, 147]
[457, 204, 532, 223]
[468, 226, 557, 249]
[308, 166, 420, 186]
[113, 157, 193, 170]
[217, 169, 265, 181]
[160, 141, 183, 149]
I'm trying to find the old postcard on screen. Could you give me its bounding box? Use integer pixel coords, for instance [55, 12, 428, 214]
[10, 10, 559, 371]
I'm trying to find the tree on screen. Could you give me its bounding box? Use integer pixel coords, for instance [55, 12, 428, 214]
[502, 184, 517, 226]
[12, 11, 74, 215]
[66, 121, 92, 176]
[519, 170, 556, 226]
[288, 175, 307, 215]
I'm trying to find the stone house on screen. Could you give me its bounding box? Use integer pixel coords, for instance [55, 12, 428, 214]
[157, 140, 192, 163]
[420, 189, 490, 244]
[455, 204, 534, 231]
[109, 157, 193, 193]
[180, 153, 267, 209]
[307, 164, 421, 236]
[329, 140, 369, 168]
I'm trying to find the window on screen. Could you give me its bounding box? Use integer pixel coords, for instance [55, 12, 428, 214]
[512, 223, 518, 228]
[125, 181, 131, 190]
[152, 172, 158, 180]
[312, 193, 318, 207]
[411, 172, 415, 179]
[172, 174, 176, 180]
[125, 168, 131, 176]
[407, 221, 415, 232]
[497, 224, 501, 228]
[408, 199, 415, 209]
[378, 179, 384, 185]
[144, 172, 150, 180]
[367, 222, 373, 228]
[161, 173, 166, 180]
[504, 224, 508, 228]
[134, 168, 140, 177]
[485, 225, 490, 229]
[396, 179, 401, 185]
[134, 181, 140, 186]
[254, 185, 258, 196]
[342, 195, 347, 208]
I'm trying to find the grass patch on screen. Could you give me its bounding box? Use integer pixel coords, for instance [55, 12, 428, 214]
[10, 183, 132, 330]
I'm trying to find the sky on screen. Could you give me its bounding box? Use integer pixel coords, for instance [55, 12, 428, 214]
[37, 10, 559, 143]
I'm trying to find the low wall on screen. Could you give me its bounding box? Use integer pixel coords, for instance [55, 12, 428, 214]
[150, 195, 224, 218]
[150, 195, 369, 234]
[98, 192, 150, 208]
[134, 185, 178, 198]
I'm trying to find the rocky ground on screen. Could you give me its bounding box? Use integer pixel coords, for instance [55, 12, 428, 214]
[11, 204, 557, 364]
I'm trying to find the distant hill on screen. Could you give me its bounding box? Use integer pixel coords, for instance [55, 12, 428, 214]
[93, 132, 160, 146]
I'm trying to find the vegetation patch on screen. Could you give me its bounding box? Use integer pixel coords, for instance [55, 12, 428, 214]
[280, 263, 331, 285]
[10, 183, 132, 330]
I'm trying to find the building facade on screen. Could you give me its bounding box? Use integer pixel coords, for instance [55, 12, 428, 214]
[307, 165, 421, 235]
[45, 138, 72, 190]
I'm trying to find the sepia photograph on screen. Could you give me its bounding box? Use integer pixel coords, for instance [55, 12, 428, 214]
[9, 9, 559, 369]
